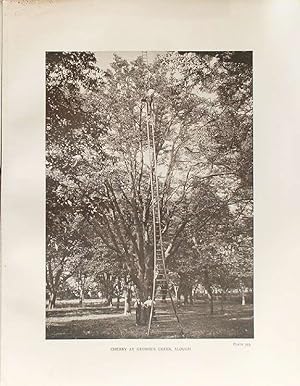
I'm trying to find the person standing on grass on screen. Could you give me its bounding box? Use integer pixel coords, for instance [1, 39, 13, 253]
[134, 298, 143, 326]
[144, 296, 156, 322]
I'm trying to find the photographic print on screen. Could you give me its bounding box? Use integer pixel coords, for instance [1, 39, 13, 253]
[46, 51, 253, 339]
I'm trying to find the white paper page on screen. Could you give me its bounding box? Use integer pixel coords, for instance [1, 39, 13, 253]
[1, 1, 300, 386]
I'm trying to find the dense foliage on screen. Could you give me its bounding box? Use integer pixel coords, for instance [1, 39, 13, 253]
[46, 51, 253, 309]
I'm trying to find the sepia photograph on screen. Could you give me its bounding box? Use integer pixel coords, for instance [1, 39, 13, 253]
[2, 0, 300, 384]
[46, 50, 253, 339]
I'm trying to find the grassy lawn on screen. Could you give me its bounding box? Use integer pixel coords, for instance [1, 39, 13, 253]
[46, 300, 253, 339]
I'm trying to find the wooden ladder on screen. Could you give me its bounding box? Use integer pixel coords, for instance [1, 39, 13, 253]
[144, 95, 184, 338]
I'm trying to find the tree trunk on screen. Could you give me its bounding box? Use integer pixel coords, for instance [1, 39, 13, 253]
[79, 287, 84, 306]
[192, 285, 198, 300]
[189, 287, 193, 305]
[177, 290, 181, 303]
[183, 291, 189, 305]
[173, 285, 179, 302]
[207, 290, 213, 314]
[116, 295, 120, 309]
[204, 268, 213, 314]
[220, 290, 225, 312]
[241, 285, 246, 306]
[48, 291, 57, 309]
[107, 294, 113, 307]
[123, 285, 132, 315]
[136, 276, 152, 302]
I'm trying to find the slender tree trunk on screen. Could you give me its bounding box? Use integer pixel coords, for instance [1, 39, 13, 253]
[107, 294, 113, 307]
[183, 291, 189, 305]
[173, 285, 179, 302]
[177, 290, 182, 303]
[207, 289, 213, 314]
[189, 287, 193, 305]
[123, 285, 132, 315]
[79, 288, 84, 306]
[204, 268, 213, 314]
[116, 277, 121, 309]
[48, 291, 57, 309]
[241, 285, 246, 306]
[192, 285, 198, 300]
[220, 289, 225, 312]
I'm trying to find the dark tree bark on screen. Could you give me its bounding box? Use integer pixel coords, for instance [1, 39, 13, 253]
[79, 286, 85, 306]
[208, 290, 214, 314]
[123, 284, 132, 315]
[204, 266, 214, 314]
[188, 287, 194, 304]
[183, 291, 189, 305]
[48, 291, 57, 309]
[177, 290, 181, 303]
[106, 294, 113, 306]
[220, 289, 225, 312]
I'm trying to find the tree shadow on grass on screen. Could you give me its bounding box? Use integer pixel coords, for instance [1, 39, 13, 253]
[46, 307, 123, 319]
[46, 314, 148, 339]
[46, 303, 254, 339]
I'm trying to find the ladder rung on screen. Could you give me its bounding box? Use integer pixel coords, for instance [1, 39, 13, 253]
[155, 319, 178, 323]
[155, 312, 177, 316]
[158, 317, 182, 320]
[150, 325, 179, 329]
[155, 312, 177, 315]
